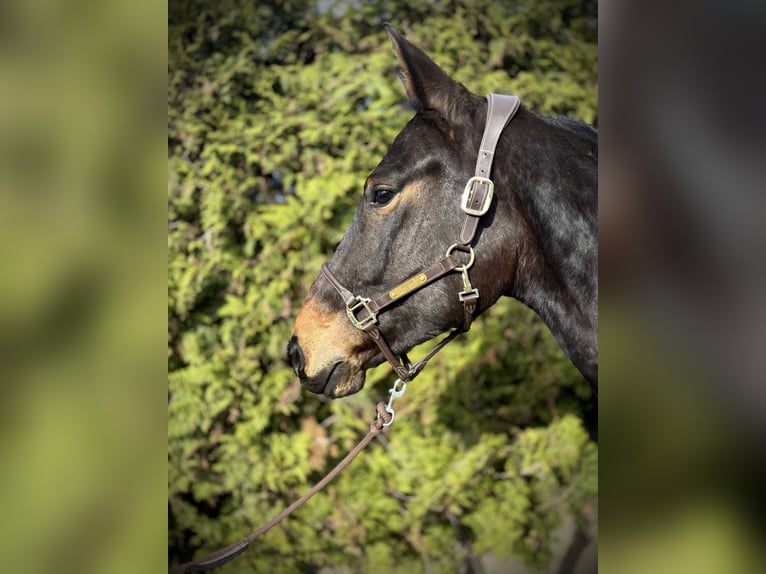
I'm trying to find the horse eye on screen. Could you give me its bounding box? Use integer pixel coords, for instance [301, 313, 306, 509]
[372, 188, 396, 206]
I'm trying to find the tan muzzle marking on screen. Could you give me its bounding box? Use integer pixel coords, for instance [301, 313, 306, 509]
[293, 297, 365, 376]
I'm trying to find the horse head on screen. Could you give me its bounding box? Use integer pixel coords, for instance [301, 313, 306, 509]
[288, 25, 598, 398]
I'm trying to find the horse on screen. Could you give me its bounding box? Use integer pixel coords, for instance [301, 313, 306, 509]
[287, 24, 597, 400]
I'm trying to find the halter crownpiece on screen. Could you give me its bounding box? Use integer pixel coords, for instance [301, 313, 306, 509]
[322, 94, 520, 382]
[460, 93, 520, 243]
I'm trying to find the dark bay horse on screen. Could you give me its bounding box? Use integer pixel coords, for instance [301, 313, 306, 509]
[288, 24, 597, 399]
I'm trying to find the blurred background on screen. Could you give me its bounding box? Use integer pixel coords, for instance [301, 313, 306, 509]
[599, 1, 766, 572]
[0, 0, 764, 573]
[0, 0, 166, 573]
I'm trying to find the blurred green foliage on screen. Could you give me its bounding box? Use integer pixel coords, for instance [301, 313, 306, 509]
[168, 1, 597, 572]
[0, 0, 166, 573]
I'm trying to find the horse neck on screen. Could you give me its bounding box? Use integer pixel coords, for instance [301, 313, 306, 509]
[497, 109, 598, 385]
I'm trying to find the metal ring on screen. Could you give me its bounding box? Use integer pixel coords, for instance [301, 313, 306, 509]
[382, 408, 396, 427]
[445, 243, 475, 271]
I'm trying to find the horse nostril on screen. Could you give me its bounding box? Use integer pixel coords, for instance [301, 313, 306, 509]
[287, 335, 306, 376]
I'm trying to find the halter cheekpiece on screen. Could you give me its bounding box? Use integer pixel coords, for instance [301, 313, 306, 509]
[321, 94, 520, 383]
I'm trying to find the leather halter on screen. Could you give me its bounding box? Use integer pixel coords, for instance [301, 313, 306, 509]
[321, 94, 520, 382]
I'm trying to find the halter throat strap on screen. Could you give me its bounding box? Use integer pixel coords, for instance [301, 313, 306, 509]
[321, 94, 520, 382]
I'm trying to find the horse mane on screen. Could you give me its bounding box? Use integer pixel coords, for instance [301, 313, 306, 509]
[538, 114, 598, 147]
[494, 106, 598, 387]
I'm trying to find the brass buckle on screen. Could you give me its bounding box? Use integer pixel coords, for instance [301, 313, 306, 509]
[460, 176, 494, 216]
[346, 297, 377, 330]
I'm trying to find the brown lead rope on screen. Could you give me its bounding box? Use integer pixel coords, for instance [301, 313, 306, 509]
[169, 403, 393, 573]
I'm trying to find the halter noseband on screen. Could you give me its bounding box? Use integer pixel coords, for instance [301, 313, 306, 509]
[321, 94, 520, 383]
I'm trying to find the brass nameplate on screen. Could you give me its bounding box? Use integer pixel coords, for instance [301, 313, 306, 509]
[389, 273, 427, 300]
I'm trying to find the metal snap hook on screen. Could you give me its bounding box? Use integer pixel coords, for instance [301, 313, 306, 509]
[377, 378, 407, 427]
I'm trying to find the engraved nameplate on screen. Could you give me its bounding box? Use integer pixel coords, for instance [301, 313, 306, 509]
[389, 273, 427, 300]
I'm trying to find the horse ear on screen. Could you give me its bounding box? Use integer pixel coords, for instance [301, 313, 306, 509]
[383, 23, 471, 125]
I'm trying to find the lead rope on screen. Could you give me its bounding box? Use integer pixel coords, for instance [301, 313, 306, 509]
[169, 401, 396, 573]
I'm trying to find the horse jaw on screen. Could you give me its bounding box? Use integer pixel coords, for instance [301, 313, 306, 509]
[323, 364, 367, 398]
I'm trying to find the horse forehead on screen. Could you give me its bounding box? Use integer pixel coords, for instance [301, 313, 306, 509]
[396, 115, 452, 151]
[372, 120, 456, 178]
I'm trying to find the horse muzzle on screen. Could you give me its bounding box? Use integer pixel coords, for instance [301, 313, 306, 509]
[287, 335, 366, 398]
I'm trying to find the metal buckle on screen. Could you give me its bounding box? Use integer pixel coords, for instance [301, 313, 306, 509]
[460, 176, 494, 216]
[458, 288, 479, 302]
[346, 297, 377, 330]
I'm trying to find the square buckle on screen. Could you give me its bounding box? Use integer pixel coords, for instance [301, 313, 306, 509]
[460, 176, 494, 216]
[458, 288, 479, 302]
[346, 297, 377, 330]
